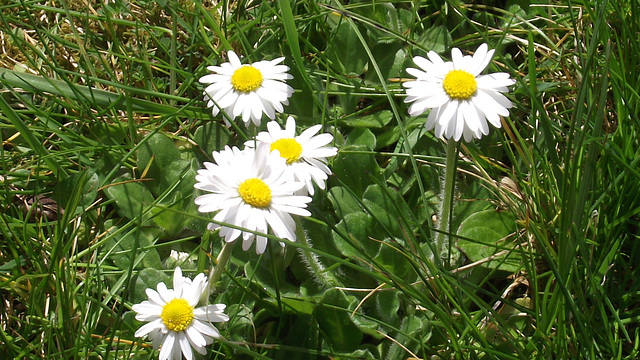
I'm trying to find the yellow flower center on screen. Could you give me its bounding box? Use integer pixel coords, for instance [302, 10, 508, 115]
[442, 69, 477, 100]
[231, 66, 264, 93]
[270, 138, 303, 164]
[238, 178, 272, 208]
[160, 298, 194, 332]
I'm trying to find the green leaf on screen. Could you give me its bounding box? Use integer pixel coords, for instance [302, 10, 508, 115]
[373, 289, 401, 326]
[332, 144, 383, 197]
[332, 212, 379, 258]
[282, 296, 316, 315]
[55, 170, 99, 213]
[326, 22, 368, 75]
[328, 186, 362, 218]
[366, 44, 406, 85]
[345, 128, 377, 149]
[416, 24, 452, 53]
[340, 110, 393, 129]
[137, 133, 189, 197]
[243, 259, 299, 296]
[131, 268, 170, 304]
[282, 315, 320, 359]
[386, 316, 431, 359]
[362, 184, 414, 238]
[456, 209, 522, 272]
[225, 304, 257, 343]
[192, 121, 232, 158]
[102, 225, 163, 272]
[104, 175, 155, 221]
[314, 288, 362, 352]
[374, 243, 411, 280]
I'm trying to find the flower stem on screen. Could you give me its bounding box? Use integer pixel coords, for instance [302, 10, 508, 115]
[209, 240, 236, 290]
[436, 139, 458, 268]
[295, 217, 340, 288]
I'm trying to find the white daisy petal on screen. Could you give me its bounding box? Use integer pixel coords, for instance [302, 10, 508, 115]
[179, 333, 194, 360]
[159, 332, 176, 360]
[131, 266, 228, 360]
[251, 116, 337, 196]
[227, 50, 241, 67]
[185, 326, 207, 348]
[190, 320, 221, 338]
[200, 51, 293, 127]
[412, 56, 433, 71]
[256, 237, 268, 254]
[194, 143, 313, 254]
[404, 43, 515, 141]
[134, 318, 164, 338]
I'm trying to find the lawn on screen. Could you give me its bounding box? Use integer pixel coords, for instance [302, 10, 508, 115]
[1, 0, 639, 359]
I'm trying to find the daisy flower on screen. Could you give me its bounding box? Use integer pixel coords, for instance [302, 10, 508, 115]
[403, 43, 516, 142]
[194, 144, 311, 254]
[132, 267, 228, 360]
[199, 51, 294, 127]
[246, 116, 338, 195]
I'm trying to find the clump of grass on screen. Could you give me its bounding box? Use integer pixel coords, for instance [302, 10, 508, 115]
[1, 1, 639, 359]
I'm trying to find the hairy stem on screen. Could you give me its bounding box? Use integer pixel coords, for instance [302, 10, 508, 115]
[436, 139, 458, 268]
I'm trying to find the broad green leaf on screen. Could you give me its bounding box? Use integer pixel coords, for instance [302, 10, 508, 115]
[374, 242, 411, 280]
[366, 44, 406, 85]
[192, 121, 232, 159]
[102, 225, 163, 272]
[314, 288, 362, 352]
[328, 186, 362, 218]
[363, 184, 414, 238]
[131, 268, 170, 304]
[243, 259, 299, 296]
[326, 22, 367, 75]
[345, 128, 377, 149]
[456, 209, 521, 272]
[104, 175, 155, 221]
[281, 296, 316, 315]
[452, 180, 493, 231]
[283, 315, 320, 359]
[137, 133, 190, 198]
[88, 121, 127, 145]
[340, 110, 393, 129]
[332, 144, 383, 197]
[386, 316, 431, 359]
[55, 170, 99, 213]
[332, 212, 379, 258]
[374, 290, 401, 326]
[416, 25, 451, 53]
[226, 304, 257, 343]
[148, 203, 187, 236]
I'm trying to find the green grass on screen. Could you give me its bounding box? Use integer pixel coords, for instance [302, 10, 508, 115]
[1, 0, 639, 359]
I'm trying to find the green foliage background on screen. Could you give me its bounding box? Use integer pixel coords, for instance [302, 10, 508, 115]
[1, 0, 639, 359]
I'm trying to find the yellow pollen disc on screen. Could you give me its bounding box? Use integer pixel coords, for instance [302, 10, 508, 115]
[238, 178, 272, 208]
[231, 66, 264, 93]
[270, 138, 303, 164]
[442, 69, 477, 100]
[160, 298, 194, 332]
